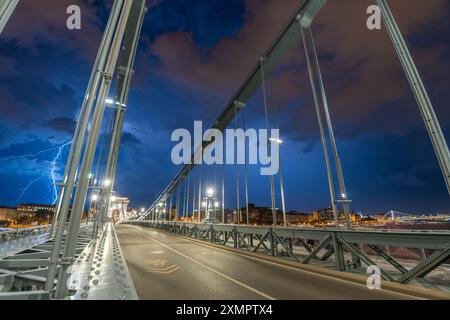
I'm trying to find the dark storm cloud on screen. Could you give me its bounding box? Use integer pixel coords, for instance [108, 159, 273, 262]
[144, 0, 450, 140]
[46, 117, 76, 135]
[121, 132, 143, 146]
[4, 0, 105, 60]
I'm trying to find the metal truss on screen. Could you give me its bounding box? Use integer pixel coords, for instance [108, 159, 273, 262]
[129, 221, 450, 287]
[0, 223, 137, 300]
[0, 226, 49, 259]
[0, 225, 92, 299]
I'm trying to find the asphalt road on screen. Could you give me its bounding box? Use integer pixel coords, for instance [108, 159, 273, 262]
[116, 224, 419, 300]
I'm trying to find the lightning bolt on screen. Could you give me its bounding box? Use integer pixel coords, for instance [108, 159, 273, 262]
[15, 171, 48, 206]
[48, 141, 72, 204]
[9, 141, 72, 206]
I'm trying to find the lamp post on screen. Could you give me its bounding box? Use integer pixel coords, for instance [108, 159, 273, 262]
[201, 188, 219, 224]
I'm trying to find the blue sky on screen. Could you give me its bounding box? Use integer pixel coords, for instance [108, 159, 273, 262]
[0, 0, 449, 214]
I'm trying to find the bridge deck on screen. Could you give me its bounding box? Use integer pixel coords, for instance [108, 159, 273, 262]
[116, 224, 425, 300]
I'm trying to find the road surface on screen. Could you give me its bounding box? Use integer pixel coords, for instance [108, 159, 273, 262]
[116, 224, 419, 300]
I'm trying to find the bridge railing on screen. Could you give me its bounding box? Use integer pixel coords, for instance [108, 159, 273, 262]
[0, 225, 50, 259]
[0, 225, 50, 241]
[127, 220, 450, 288]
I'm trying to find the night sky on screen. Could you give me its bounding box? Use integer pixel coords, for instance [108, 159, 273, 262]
[0, 0, 449, 215]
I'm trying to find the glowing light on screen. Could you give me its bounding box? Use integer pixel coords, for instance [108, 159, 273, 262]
[269, 138, 283, 144]
[111, 196, 117, 202]
[341, 193, 346, 199]
[91, 194, 99, 201]
[207, 188, 214, 196]
[105, 98, 114, 105]
[141, 208, 145, 213]
[214, 202, 219, 207]
[103, 179, 111, 187]
[202, 202, 207, 208]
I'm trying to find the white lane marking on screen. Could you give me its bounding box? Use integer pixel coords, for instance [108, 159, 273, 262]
[130, 228, 276, 300]
[126, 226, 423, 300]
[149, 250, 165, 255]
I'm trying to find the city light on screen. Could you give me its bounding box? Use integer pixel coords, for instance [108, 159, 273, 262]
[104, 179, 111, 187]
[111, 196, 116, 202]
[341, 193, 346, 199]
[91, 194, 98, 201]
[141, 208, 145, 213]
[207, 188, 214, 196]
[214, 202, 219, 207]
[202, 202, 207, 208]
[105, 98, 114, 105]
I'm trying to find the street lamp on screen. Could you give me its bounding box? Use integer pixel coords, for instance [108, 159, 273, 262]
[202, 187, 218, 224]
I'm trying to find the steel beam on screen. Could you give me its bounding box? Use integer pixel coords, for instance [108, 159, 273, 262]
[95, 0, 147, 235]
[338, 236, 394, 281]
[0, 0, 19, 35]
[45, 0, 125, 295]
[55, 1, 134, 299]
[398, 248, 450, 284]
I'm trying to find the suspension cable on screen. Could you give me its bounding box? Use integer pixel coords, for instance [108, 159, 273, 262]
[234, 103, 240, 224]
[260, 58, 277, 226]
[269, 73, 287, 226]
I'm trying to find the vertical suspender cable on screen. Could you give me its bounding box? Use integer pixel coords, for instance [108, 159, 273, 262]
[243, 108, 250, 225]
[300, 26, 339, 228]
[308, 26, 352, 229]
[234, 104, 240, 224]
[269, 74, 287, 226]
[260, 58, 277, 226]
[222, 140, 225, 223]
[185, 170, 190, 218]
[198, 163, 203, 222]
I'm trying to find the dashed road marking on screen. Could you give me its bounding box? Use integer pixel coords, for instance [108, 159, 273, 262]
[131, 228, 276, 300]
